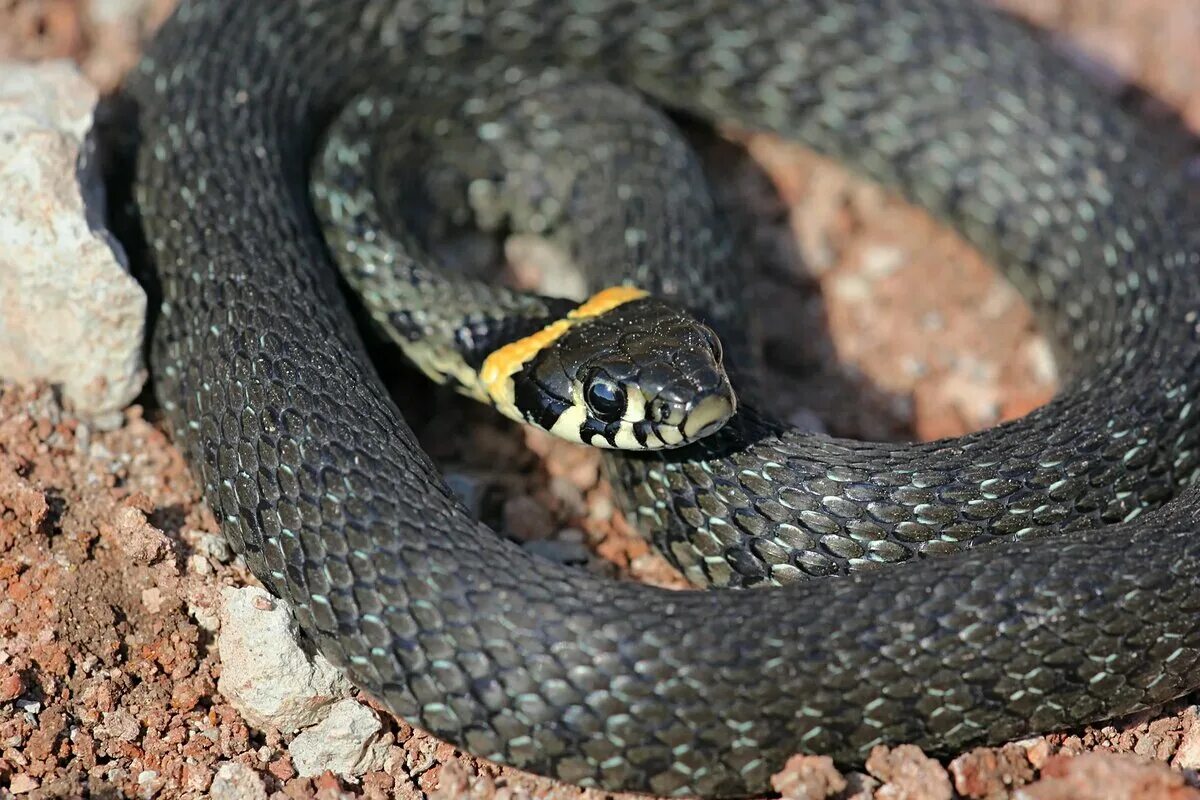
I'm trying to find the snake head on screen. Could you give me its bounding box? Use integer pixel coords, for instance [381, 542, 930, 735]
[481, 288, 736, 450]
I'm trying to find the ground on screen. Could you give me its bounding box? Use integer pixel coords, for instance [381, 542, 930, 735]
[1, 1, 1200, 798]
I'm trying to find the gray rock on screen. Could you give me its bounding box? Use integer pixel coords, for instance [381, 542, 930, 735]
[0, 60, 146, 419]
[289, 698, 393, 778]
[209, 763, 268, 800]
[217, 586, 353, 733]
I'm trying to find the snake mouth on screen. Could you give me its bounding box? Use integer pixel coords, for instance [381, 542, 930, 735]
[681, 394, 735, 441]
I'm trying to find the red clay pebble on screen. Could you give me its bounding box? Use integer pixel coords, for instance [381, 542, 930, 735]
[1025, 739, 1053, 769]
[770, 754, 848, 799]
[866, 744, 953, 800]
[502, 494, 555, 541]
[8, 773, 38, 794]
[1017, 752, 1200, 800]
[950, 744, 1037, 799]
[104, 504, 172, 565]
[0, 667, 24, 701]
[1173, 708, 1200, 770]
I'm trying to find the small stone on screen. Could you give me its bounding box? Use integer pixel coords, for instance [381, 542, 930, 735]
[16, 698, 41, 715]
[586, 491, 614, 522]
[429, 760, 474, 800]
[9, 774, 38, 794]
[866, 744, 953, 800]
[106, 505, 171, 565]
[288, 698, 392, 778]
[267, 756, 296, 782]
[181, 763, 212, 793]
[188, 553, 212, 575]
[1024, 738, 1053, 770]
[770, 754, 847, 799]
[1056, 735, 1086, 757]
[0, 668, 24, 701]
[209, 762, 268, 800]
[217, 587, 352, 733]
[96, 708, 140, 742]
[950, 745, 1036, 799]
[194, 531, 232, 563]
[502, 495, 555, 541]
[505, 234, 587, 299]
[1173, 707, 1200, 770]
[1016, 752, 1200, 800]
[844, 772, 882, 800]
[187, 597, 221, 633]
[141, 587, 164, 612]
[547, 476, 586, 516]
[1024, 337, 1058, 384]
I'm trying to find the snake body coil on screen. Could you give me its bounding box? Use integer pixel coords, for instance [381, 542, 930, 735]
[127, 2, 1200, 797]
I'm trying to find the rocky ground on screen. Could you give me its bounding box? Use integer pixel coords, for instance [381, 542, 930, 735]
[1, 1, 1200, 798]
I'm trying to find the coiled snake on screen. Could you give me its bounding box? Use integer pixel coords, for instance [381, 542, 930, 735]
[125, 1, 1200, 796]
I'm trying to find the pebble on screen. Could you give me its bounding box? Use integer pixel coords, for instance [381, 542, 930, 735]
[503, 494, 555, 541]
[209, 762, 268, 800]
[216, 587, 352, 733]
[8, 774, 38, 794]
[288, 698, 392, 778]
[770, 754, 847, 799]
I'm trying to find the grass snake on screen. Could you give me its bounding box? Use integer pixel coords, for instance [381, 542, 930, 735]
[123, 1, 1200, 796]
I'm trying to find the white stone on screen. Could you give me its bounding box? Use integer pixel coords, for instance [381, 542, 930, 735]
[217, 587, 352, 733]
[209, 762, 267, 800]
[289, 698, 392, 778]
[0, 60, 146, 418]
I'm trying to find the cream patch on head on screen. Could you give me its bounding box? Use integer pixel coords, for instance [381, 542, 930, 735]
[622, 386, 647, 423]
[657, 426, 684, 447]
[613, 425, 642, 450]
[549, 404, 589, 444]
[683, 394, 735, 439]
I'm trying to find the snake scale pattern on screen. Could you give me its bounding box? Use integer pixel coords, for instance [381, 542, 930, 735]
[125, 1, 1200, 796]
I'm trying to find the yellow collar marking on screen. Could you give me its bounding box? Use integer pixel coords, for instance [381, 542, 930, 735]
[478, 286, 649, 413]
[566, 285, 649, 320]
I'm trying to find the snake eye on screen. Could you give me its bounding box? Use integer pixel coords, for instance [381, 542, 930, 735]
[585, 376, 626, 422]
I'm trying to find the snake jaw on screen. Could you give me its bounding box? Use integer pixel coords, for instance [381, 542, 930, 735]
[682, 393, 736, 440]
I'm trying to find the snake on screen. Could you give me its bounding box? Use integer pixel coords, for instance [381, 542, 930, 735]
[122, 1, 1200, 797]
[309, 78, 740, 454]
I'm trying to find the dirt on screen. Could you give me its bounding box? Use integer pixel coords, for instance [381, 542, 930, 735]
[2, 1, 1200, 798]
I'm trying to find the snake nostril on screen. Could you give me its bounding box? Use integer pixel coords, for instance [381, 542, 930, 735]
[649, 397, 674, 424]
